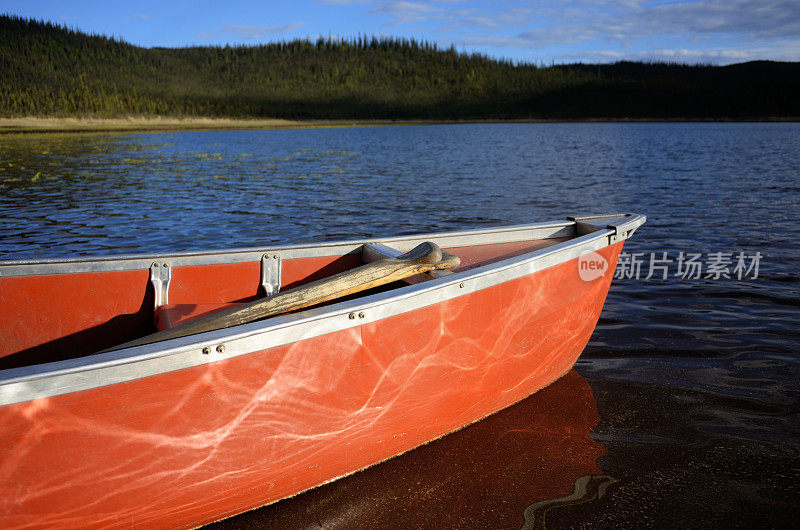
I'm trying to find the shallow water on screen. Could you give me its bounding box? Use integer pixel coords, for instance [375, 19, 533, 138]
[1, 123, 798, 526]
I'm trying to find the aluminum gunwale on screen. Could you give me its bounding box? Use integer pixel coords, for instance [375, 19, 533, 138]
[0, 214, 645, 406]
[0, 221, 574, 277]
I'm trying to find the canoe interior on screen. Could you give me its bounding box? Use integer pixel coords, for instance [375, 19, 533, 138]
[0, 235, 571, 370]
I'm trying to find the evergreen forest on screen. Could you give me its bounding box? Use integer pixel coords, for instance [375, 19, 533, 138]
[2, 14, 799, 120]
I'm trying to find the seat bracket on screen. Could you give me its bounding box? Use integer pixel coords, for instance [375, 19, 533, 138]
[149, 261, 172, 311]
[261, 254, 281, 297]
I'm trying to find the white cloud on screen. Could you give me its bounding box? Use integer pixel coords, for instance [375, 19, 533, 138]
[438, 1, 800, 64]
[550, 43, 800, 65]
[198, 22, 305, 42]
[223, 23, 305, 39]
[495, 0, 800, 48]
[639, 0, 800, 38]
[369, 1, 443, 25]
[202, 1, 800, 64]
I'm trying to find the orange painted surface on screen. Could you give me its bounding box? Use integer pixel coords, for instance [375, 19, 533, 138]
[169, 262, 261, 305]
[0, 269, 151, 362]
[0, 242, 622, 528]
[155, 303, 231, 331]
[153, 254, 363, 332]
[167, 255, 364, 306]
[0, 254, 361, 366]
[155, 239, 568, 332]
[0, 242, 554, 361]
[280, 254, 362, 290]
[215, 369, 603, 528]
[447, 237, 570, 272]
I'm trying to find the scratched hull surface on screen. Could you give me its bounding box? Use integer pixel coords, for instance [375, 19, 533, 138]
[0, 243, 622, 528]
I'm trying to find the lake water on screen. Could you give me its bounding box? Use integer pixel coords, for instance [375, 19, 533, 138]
[1, 123, 798, 526]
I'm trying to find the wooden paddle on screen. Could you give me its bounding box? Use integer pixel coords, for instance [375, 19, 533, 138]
[106, 241, 460, 351]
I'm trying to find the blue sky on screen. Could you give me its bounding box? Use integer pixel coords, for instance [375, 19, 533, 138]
[3, 1, 799, 65]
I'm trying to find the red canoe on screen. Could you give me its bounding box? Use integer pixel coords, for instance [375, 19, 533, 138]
[0, 213, 644, 528]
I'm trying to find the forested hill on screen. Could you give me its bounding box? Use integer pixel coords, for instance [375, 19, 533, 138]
[2, 14, 799, 120]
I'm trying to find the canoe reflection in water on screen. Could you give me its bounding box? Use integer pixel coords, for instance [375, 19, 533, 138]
[213, 369, 614, 529]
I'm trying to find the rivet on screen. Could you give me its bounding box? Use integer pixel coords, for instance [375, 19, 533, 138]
[202, 347, 210, 355]
[358, 312, 365, 319]
[348, 312, 356, 320]
[163, 263, 169, 268]
[459, 282, 464, 288]
[152, 262, 159, 267]
[216, 344, 225, 353]
[273, 254, 279, 259]
[262, 253, 269, 260]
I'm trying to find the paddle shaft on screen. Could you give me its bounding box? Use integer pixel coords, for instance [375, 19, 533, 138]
[107, 241, 459, 351]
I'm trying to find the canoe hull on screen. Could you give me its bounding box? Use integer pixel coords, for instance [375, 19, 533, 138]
[220, 368, 604, 529]
[0, 243, 622, 529]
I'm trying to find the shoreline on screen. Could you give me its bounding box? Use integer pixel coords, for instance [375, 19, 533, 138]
[0, 117, 421, 135]
[1, 116, 798, 135]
